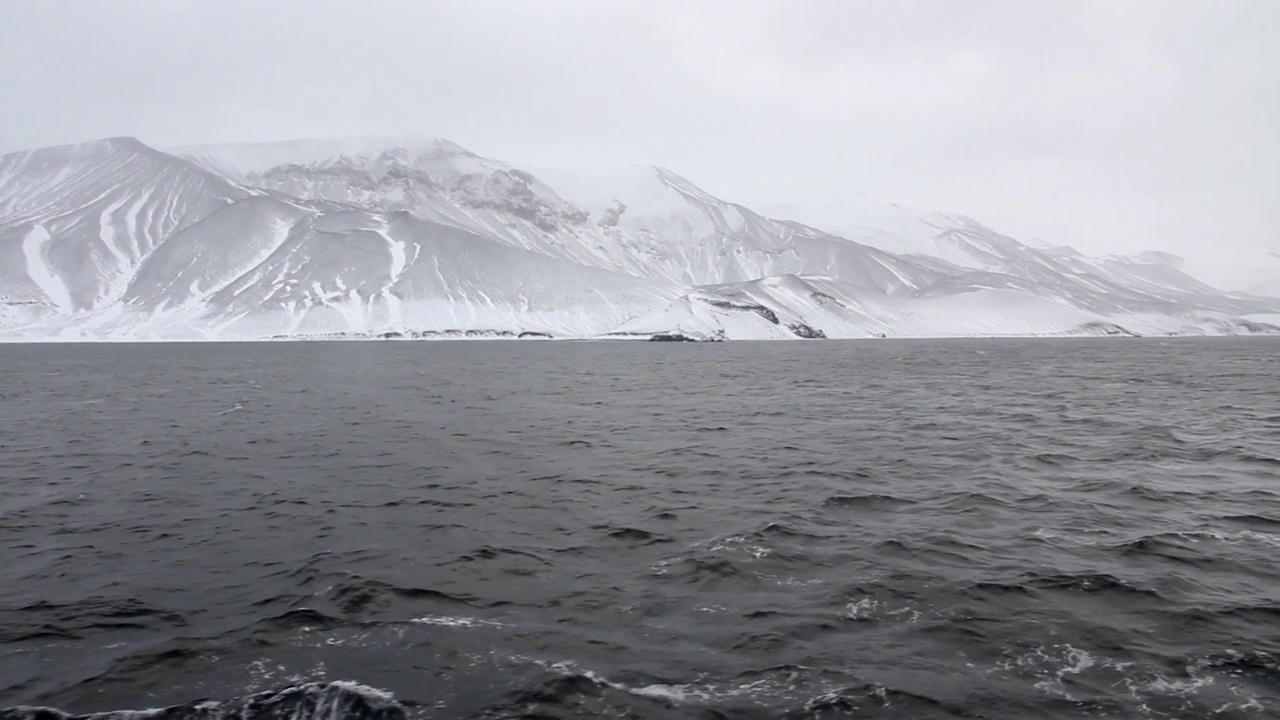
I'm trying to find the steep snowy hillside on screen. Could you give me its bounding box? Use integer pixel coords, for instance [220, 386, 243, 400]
[765, 199, 1272, 317]
[613, 274, 1278, 341]
[123, 208, 672, 338]
[175, 139, 945, 294]
[0, 138, 246, 321]
[173, 137, 1279, 319]
[0, 135, 1276, 341]
[1041, 248, 1239, 301]
[1, 138, 674, 339]
[758, 195, 966, 260]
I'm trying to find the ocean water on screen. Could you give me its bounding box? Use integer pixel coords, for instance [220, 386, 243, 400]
[0, 338, 1277, 719]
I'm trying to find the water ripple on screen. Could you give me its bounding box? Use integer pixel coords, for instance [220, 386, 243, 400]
[1, 338, 1278, 719]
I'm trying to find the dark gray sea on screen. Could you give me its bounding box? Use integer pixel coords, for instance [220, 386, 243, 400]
[1, 338, 1278, 720]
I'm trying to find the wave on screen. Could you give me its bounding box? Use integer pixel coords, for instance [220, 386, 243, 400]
[467, 661, 974, 719]
[1165, 603, 1280, 627]
[1219, 513, 1280, 531]
[799, 684, 974, 718]
[1027, 452, 1082, 466]
[981, 640, 1277, 717]
[649, 524, 834, 581]
[1022, 572, 1162, 597]
[821, 494, 916, 510]
[650, 557, 745, 589]
[0, 598, 187, 644]
[1197, 649, 1280, 684]
[476, 660, 845, 716]
[1077, 424, 1280, 467]
[257, 607, 347, 630]
[467, 672, 729, 719]
[923, 491, 1020, 512]
[756, 522, 830, 540]
[0, 682, 405, 720]
[408, 614, 504, 628]
[841, 596, 924, 624]
[1120, 484, 1203, 501]
[1115, 528, 1280, 558]
[446, 546, 552, 564]
[1234, 452, 1280, 466]
[963, 572, 1160, 599]
[324, 578, 476, 616]
[869, 535, 986, 565]
[596, 526, 673, 545]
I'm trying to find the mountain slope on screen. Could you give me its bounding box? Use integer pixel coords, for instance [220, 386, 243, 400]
[0, 135, 1276, 340]
[176, 140, 947, 294]
[0, 138, 247, 319]
[126, 208, 673, 338]
[614, 274, 1279, 341]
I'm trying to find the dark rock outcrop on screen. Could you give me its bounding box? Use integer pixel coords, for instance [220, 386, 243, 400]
[704, 299, 779, 325]
[1073, 321, 1140, 337]
[788, 323, 827, 339]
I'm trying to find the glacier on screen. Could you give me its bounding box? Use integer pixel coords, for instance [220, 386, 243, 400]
[0, 135, 1276, 341]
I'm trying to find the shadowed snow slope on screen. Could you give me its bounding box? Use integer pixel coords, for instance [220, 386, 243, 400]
[0, 135, 1276, 340]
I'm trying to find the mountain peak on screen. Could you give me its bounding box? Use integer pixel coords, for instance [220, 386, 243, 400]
[0, 135, 154, 164]
[169, 136, 477, 179]
[2, 133, 1277, 340]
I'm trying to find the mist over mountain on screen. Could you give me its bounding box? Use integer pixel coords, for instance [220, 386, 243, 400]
[1, 136, 1276, 341]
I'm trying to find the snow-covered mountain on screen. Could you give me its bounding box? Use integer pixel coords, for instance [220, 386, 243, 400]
[1, 135, 1276, 340]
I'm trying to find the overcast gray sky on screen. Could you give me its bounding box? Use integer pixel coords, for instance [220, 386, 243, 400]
[2, 0, 1277, 280]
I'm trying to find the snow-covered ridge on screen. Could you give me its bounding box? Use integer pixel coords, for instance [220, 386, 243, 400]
[172, 135, 477, 180]
[1, 135, 1277, 341]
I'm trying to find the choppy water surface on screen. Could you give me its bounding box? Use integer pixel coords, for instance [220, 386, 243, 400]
[1, 338, 1278, 719]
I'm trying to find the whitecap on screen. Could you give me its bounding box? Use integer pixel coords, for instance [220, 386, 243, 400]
[409, 615, 503, 628]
